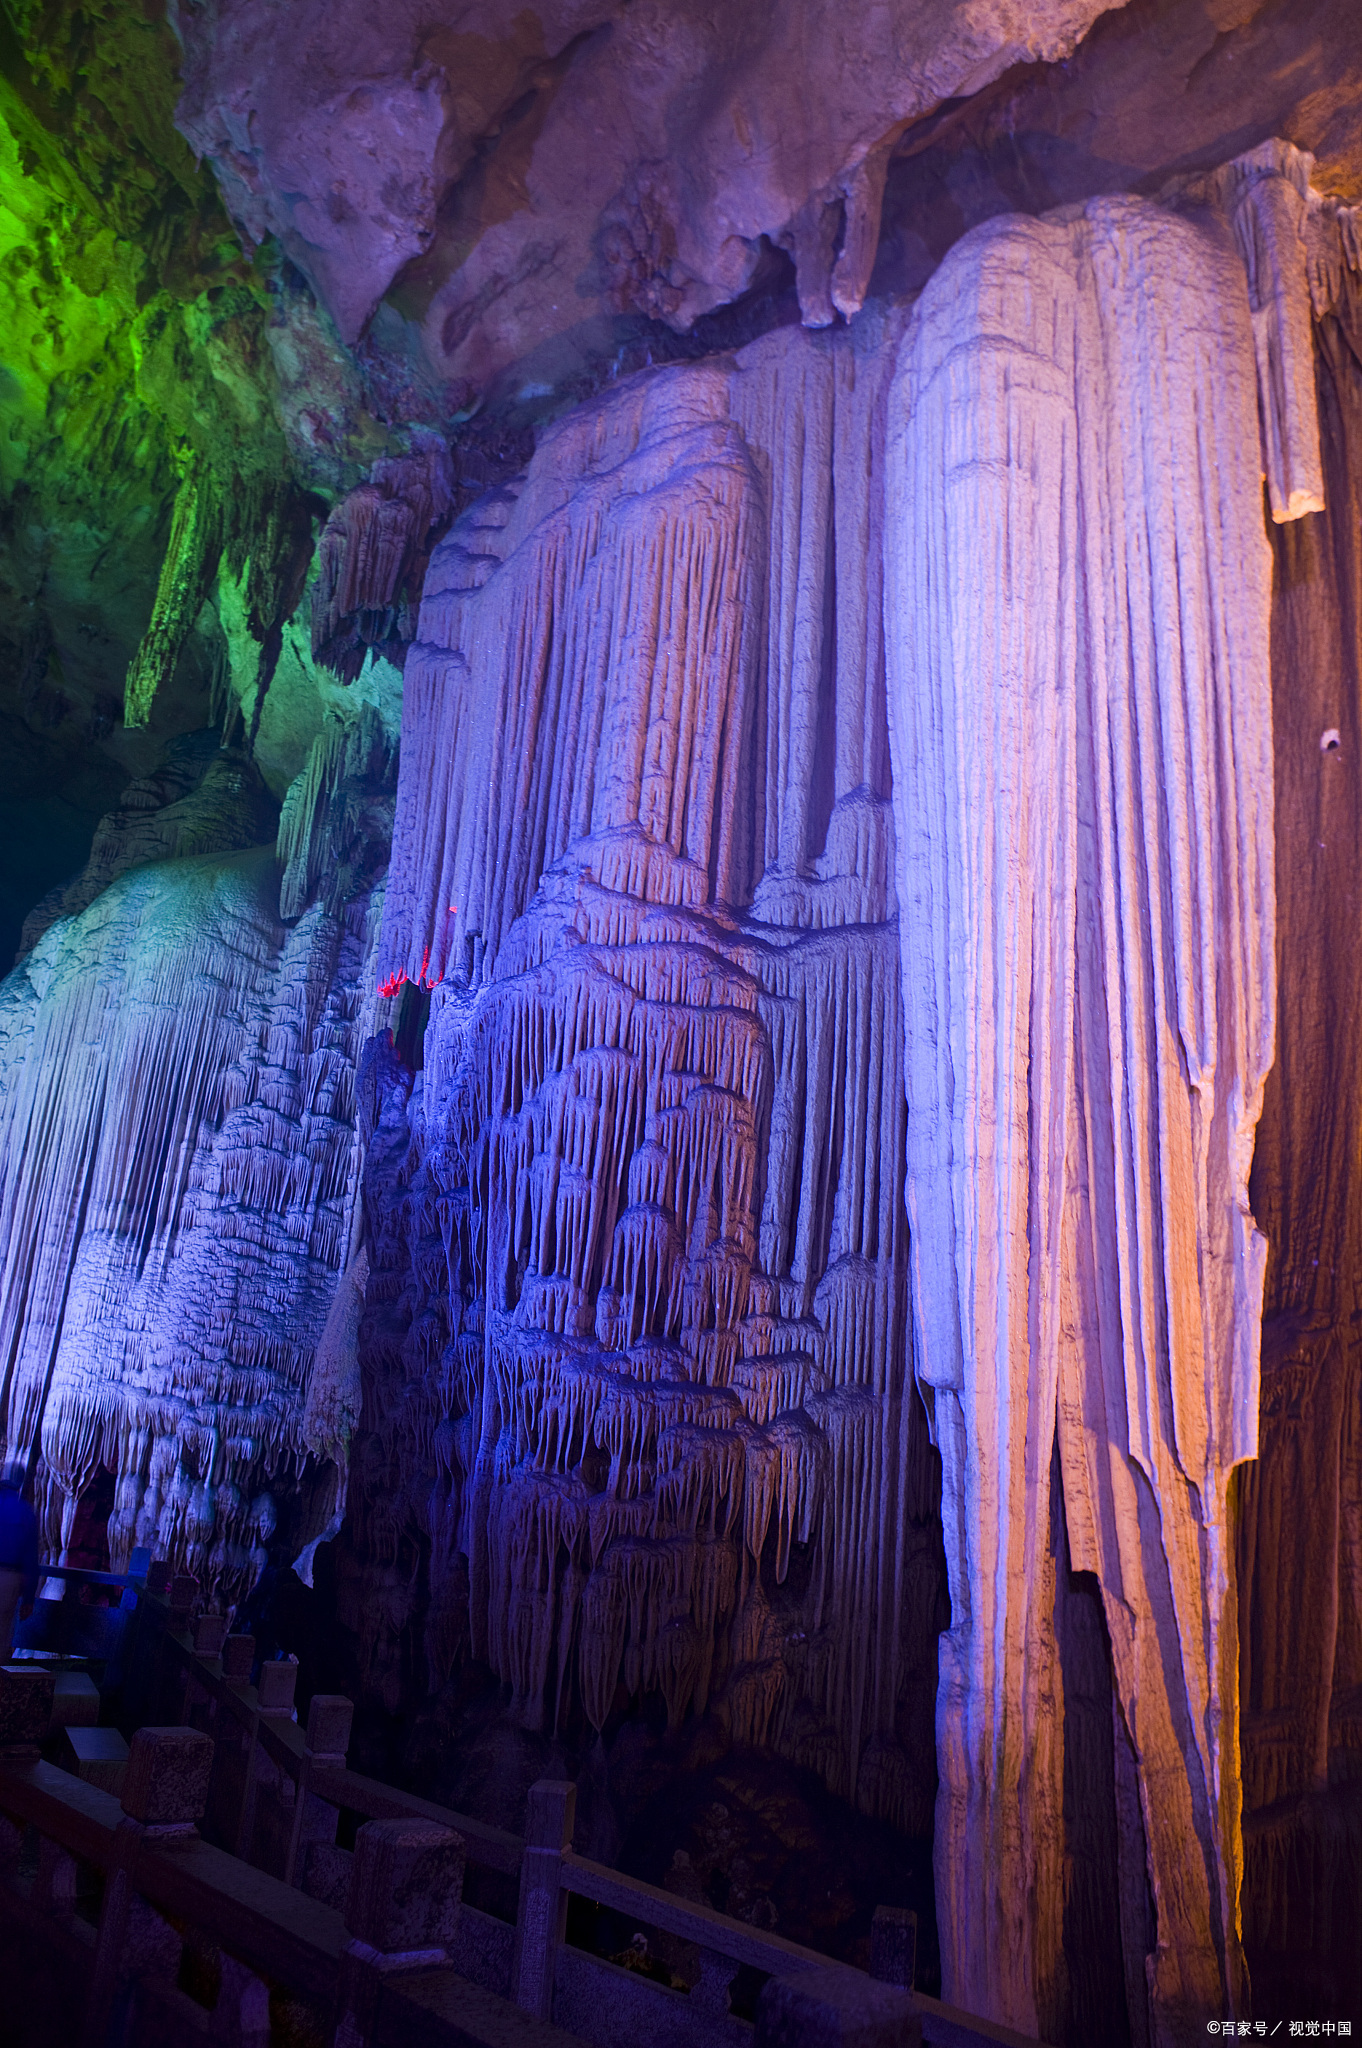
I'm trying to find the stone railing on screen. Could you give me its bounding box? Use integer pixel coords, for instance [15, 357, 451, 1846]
[0, 1577, 1051, 2048]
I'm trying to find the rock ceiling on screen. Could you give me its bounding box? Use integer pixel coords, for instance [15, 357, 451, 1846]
[3, 0, 1359, 854]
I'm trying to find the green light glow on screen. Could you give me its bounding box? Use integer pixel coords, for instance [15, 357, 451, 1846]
[0, 107, 141, 493]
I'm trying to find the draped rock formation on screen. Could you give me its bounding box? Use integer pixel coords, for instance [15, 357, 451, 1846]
[351, 330, 953, 1826]
[882, 175, 1353, 2041]
[347, 157, 1357, 2042]
[0, 705, 396, 1590]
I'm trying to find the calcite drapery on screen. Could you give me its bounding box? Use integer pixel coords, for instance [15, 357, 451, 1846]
[1216, 142, 1326, 526]
[0, 709, 395, 1588]
[885, 196, 1276, 2039]
[363, 328, 948, 1819]
[364, 172, 1340, 2039]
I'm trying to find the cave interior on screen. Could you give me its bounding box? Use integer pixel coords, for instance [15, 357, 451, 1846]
[0, 0, 1360, 2043]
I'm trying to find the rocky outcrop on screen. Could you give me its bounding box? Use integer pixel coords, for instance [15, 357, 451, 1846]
[15, 731, 278, 962]
[171, 0, 1122, 380]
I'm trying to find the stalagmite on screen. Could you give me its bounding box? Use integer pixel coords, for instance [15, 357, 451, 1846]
[885, 194, 1278, 2041]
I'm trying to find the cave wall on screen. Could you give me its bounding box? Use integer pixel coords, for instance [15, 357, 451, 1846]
[0, 0, 483, 962]
[1239, 258, 1362, 2020]
[170, 0, 1121, 373]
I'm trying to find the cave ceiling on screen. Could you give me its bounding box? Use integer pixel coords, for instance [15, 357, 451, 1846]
[4, 0, 1360, 844]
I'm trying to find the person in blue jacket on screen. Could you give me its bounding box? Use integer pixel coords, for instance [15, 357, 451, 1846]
[0, 1465, 40, 1657]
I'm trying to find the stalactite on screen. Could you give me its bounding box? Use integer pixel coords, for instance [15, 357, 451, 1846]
[885, 193, 1279, 2041]
[123, 456, 319, 738]
[219, 475, 323, 742]
[311, 441, 455, 682]
[221, 476, 319, 647]
[382, 367, 764, 988]
[1213, 141, 1326, 525]
[123, 460, 222, 729]
[276, 705, 398, 920]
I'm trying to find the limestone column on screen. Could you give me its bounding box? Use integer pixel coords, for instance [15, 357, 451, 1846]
[885, 195, 1276, 2045]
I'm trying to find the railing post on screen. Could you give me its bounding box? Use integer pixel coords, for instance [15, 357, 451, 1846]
[755, 1966, 921, 2048]
[331, 1817, 465, 2047]
[304, 1693, 353, 1761]
[286, 1693, 354, 1888]
[121, 1722, 215, 1830]
[240, 1654, 299, 1869]
[0, 1664, 54, 1759]
[234, 1656, 295, 1863]
[870, 1905, 917, 1990]
[192, 1634, 251, 1854]
[187, 1612, 229, 1734]
[256, 1656, 299, 1718]
[81, 1726, 215, 2048]
[511, 1778, 576, 2023]
[35, 1833, 79, 1922]
[234, 1721, 260, 1861]
[193, 1612, 229, 1662]
[693, 1947, 741, 2020]
[169, 1574, 198, 1630]
[222, 1635, 255, 1686]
